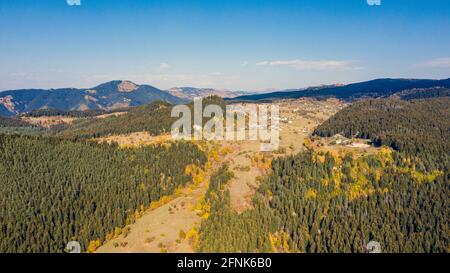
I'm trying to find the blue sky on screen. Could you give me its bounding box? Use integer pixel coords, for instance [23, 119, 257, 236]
[1, 0, 450, 91]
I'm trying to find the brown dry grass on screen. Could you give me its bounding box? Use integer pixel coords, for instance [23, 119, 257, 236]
[21, 116, 76, 128]
[95, 132, 171, 147]
[96, 181, 207, 253]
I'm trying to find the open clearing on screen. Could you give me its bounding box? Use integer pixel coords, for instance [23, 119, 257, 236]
[95, 132, 171, 147]
[21, 116, 76, 128]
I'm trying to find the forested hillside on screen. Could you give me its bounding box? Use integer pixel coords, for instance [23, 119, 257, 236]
[57, 96, 227, 139]
[0, 116, 43, 135]
[314, 98, 450, 170]
[57, 101, 174, 139]
[230, 78, 450, 101]
[0, 135, 206, 252]
[197, 97, 449, 253]
[1, 94, 447, 253]
[394, 87, 450, 100]
[0, 80, 184, 116]
[197, 165, 275, 252]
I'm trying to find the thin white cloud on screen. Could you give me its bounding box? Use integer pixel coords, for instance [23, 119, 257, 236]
[159, 62, 170, 69]
[256, 61, 269, 66]
[255, 59, 361, 71]
[421, 57, 450, 68]
[241, 61, 249, 67]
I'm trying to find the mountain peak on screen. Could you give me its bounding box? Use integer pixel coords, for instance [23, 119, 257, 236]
[93, 80, 139, 92]
[0, 80, 184, 116]
[117, 80, 139, 92]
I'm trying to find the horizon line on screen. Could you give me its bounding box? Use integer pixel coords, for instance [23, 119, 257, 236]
[1, 76, 450, 94]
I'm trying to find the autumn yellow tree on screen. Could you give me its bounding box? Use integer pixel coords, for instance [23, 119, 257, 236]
[87, 239, 101, 253]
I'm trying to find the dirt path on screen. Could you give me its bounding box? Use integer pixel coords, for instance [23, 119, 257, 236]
[214, 104, 334, 212]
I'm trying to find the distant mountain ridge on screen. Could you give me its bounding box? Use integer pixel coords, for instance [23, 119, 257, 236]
[229, 78, 450, 101]
[3, 78, 450, 116]
[167, 87, 251, 100]
[0, 80, 185, 116]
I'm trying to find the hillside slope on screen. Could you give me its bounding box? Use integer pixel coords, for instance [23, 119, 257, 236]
[197, 97, 449, 253]
[57, 101, 174, 139]
[230, 78, 450, 101]
[57, 96, 226, 139]
[0, 135, 206, 252]
[0, 81, 185, 116]
[0, 116, 43, 135]
[313, 98, 450, 169]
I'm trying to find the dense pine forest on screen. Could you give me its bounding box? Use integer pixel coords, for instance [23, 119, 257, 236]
[198, 97, 449, 253]
[0, 134, 206, 252]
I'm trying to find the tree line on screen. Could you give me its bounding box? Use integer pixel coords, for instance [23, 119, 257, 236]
[22, 108, 130, 118]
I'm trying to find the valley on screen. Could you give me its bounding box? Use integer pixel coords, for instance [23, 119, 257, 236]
[92, 98, 378, 253]
[0, 85, 448, 253]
